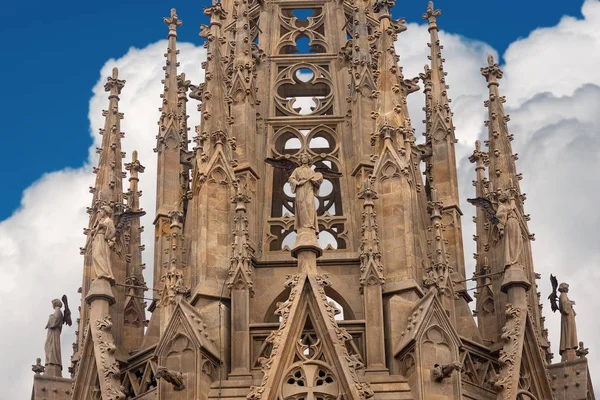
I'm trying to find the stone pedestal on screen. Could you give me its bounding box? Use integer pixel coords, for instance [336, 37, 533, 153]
[291, 228, 322, 259]
[85, 278, 116, 306]
[44, 364, 62, 378]
[31, 374, 73, 400]
[548, 357, 595, 400]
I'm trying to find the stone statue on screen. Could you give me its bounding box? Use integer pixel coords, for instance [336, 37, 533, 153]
[288, 154, 323, 233]
[45, 299, 64, 375]
[90, 205, 117, 283]
[558, 282, 578, 357]
[495, 191, 523, 267]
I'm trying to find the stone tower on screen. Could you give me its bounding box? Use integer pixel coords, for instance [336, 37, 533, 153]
[30, 2, 596, 400]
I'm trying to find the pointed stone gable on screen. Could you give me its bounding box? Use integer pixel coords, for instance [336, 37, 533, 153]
[248, 274, 373, 400]
[394, 290, 462, 357]
[155, 299, 220, 361]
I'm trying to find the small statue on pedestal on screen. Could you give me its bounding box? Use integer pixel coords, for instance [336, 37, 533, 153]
[44, 296, 72, 377]
[549, 276, 579, 361]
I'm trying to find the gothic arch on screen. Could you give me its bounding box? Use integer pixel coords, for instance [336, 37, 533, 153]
[263, 285, 356, 322]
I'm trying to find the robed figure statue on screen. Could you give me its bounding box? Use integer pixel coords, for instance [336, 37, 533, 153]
[90, 205, 117, 283]
[45, 298, 64, 376]
[558, 282, 578, 359]
[495, 191, 523, 267]
[288, 154, 323, 233]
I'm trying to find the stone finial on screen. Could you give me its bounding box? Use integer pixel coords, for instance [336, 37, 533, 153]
[422, 1, 442, 29]
[576, 341, 589, 358]
[480, 55, 503, 84]
[32, 358, 45, 375]
[164, 8, 182, 37]
[104, 67, 126, 97]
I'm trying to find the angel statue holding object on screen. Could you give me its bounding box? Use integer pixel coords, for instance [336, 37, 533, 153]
[90, 205, 117, 283]
[45, 295, 72, 376]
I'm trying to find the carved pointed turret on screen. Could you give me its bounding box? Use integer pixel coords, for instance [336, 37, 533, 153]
[157, 207, 188, 336]
[357, 178, 387, 373]
[228, 182, 254, 378]
[420, 1, 465, 279]
[478, 56, 548, 347]
[154, 8, 187, 301]
[481, 55, 522, 196]
[122, 150, 147, 353]
[74, 68, 129, 371]
[192, 2, 233, 175]
[345, 0, 377, 169]
[469, 141, 498, 341]
[419, 2, 481, 341]
[185, 1, 237, 298]
[229, 0, 262, 174]
[423, 189, 451, 296]
[370, 4, 412, 153]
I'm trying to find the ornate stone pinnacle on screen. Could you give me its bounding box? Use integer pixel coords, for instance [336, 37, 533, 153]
[481, 55, 503, 84]
[104, 67, 125, 97]
[125, 150, 145, 174]
[204, 2, 228, 20]
[164, 8, 182, 37]
[422, 1, 442, 29]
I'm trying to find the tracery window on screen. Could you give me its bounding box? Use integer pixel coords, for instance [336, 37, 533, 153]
[280, 318, 341, 400]
[278, 8, 327, 55]
[275, 64, 333, 117]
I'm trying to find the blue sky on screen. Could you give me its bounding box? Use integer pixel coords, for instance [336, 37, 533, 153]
[0, 0, 583, 220]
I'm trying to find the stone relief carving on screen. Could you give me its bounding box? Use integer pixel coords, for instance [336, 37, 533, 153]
[358, 178, 385, 289]
[495, 303, 524, 399]
[432, 361, 462, 382]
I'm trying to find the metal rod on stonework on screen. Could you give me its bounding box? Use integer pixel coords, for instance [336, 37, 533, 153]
[452, 270, 505, 284]
[121, 294, 158, 301]
[464, 283, 501, 293]
[113, 282, 160, 292]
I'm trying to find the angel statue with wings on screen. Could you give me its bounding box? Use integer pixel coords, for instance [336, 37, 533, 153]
[468, 189, 525, 268]
[86, 204, 145, 284]
[44, 295, 72, 376]
[548, 276, 579, 360]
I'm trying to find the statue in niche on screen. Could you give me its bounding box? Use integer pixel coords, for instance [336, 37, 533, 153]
[266, 153, 341, 232]
[89, 205, 117, 283]
[288, 153, 323, 232]
[45, 297, 72, 373]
